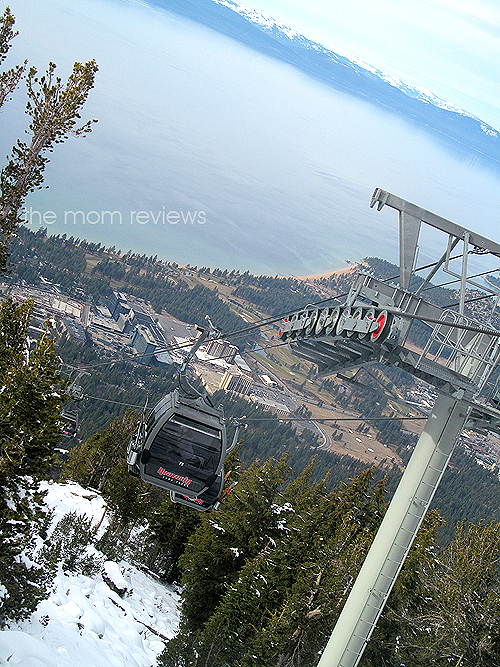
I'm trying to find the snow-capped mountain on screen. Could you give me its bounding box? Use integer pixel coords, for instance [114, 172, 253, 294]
[214, 0, 484, 123]
[148, 0, 499, 163]
[214, 0, 303, 41]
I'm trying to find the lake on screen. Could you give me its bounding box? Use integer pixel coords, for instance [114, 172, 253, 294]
[2, 0, 499, 276]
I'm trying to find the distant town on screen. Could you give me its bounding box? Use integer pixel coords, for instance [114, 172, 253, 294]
[4, 266, 500, 477]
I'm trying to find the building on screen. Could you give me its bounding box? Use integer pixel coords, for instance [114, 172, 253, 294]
[131, 324, 159, 365]
[250, 395, 291, 416]
[205, 339, 239, 364]
[106, 291, 130, 320]
[219, 369, 253, 395]
[128, 309, 166, 345]
[88, 311, 132, 352]
[60, 317, 86, 345]
[88, 326, 131, 352]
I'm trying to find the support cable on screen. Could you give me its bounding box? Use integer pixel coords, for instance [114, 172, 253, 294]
[68, 251, 500, 372]
[80, 393, 428, 423]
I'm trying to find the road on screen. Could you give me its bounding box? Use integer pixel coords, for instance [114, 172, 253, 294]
[314, 421, 332, 449]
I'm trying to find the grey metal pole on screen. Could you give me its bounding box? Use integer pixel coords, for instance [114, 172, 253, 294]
[317, 393, 469, 667]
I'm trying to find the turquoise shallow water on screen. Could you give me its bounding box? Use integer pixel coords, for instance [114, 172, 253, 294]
[2, 0, 499, 275]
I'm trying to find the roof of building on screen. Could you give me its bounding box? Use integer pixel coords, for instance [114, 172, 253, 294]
[62, 317, 86, 341]
[251, 396, 290, 413]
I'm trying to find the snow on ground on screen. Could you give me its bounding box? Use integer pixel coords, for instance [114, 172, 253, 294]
[0, 482, 181, 667]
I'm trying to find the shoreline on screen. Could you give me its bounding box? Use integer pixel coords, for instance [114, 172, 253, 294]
[296, 262, 365, 282]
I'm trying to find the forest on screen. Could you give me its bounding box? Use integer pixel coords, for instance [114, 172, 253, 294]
[4, 359, 500, 667]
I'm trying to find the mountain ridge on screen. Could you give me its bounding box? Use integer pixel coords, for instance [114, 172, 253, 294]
[145, 0, 499, 166]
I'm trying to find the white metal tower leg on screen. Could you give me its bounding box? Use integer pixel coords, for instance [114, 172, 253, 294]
[317, 393, 469, 667]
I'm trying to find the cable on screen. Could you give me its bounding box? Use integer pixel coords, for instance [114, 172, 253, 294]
[388, 309, 500, 338]
[76, 336, 199, 369]
[68, 296, 344, 371]
[421, 267, 500, 292]
[82, 395, 145, 409]
[218, 251, 500, 346]
[73, 291, 500, 378]
[232, 416, 427, 423]
[68, 250, 500, 373]
[444, 292, 499, 309]
[79, 392, 427, 423]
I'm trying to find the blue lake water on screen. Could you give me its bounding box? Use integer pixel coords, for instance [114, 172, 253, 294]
[2, 0, 499, 276]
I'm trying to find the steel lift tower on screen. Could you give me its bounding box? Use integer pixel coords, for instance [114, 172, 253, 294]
[278, 189, 500, 667]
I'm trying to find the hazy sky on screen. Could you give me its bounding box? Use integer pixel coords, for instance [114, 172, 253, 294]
[230, 0, 500, 131]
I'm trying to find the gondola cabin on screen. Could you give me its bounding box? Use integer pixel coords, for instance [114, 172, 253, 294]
[128, 389, 227, 497]
[170, 470, 224, 511]
[59, 408, 79, 449]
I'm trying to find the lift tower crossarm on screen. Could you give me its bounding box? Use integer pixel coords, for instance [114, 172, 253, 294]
[371, 188, 500, 257]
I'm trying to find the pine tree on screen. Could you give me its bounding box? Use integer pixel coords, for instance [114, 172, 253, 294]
[360, 508, 445, 667]
[161, 465, 388, 667]
[0, 298, 67, 625]
[146, 499, 201, 584]
[0, 7, 98, 271]
[389, 519, 500, 666]
[239, 469, 386, 667]
[63, 408, 139, 491]
[100, 459, 150, 544]
[176, 455, 293, 632]
[0, 7, 25, 109]
[39, 511, 102, 577]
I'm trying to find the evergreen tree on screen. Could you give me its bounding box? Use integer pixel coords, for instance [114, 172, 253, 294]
[175, 456, 293, 633]
[63, 408, 139, 491]
[388, 519, 500, 666]
[0, 299, 65, 478]
[161, 465, 387, 667]
[146, 499, 201, 584]
[0, 298, 67, 624]
[0, 7, 25, 108]
[100, 459, 149, 543]
[361, 509, 445, 667]
[0, 7, 98, 271]
[39, 511, 103, 577]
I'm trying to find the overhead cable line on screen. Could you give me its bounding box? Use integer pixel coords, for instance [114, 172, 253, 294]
[80, 393, 427, 423]
[387, 309, 500, 337]
[73, 250, 500, 372]
[82, 395, 146, 409]
[421, 266, 500, 292]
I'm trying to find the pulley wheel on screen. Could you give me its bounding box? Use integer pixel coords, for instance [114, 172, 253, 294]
[336, 307, 351, 336]
[324, 307, 340, 335]
[346, 307, 363, 338]
[305, 310, 319, 336]
[315, 308, 329, 336]
[358, 307, 375, 340]
[371, 310, 391, 342]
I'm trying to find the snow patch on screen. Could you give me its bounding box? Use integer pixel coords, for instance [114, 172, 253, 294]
[209, 521, 225, 533]
[103, 561, 129, 593]
[213, 0, 300, 39]
[0, 482, 181, 667]
[271, 502, 294, 514]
